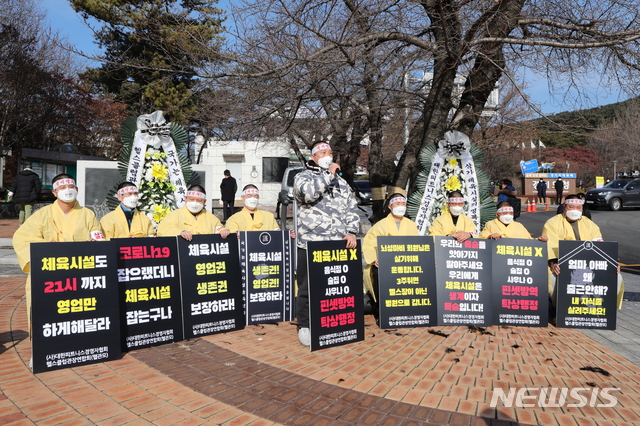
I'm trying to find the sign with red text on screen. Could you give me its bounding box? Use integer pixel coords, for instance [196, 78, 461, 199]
[377, 236, 437, 328]
[115, 237, 183, 350]
[556, 241, 618, 329]
[31, 241, 120, 373]
[307, 240, 364, 351]
[491, 239, 548, 327]
[240, 231, 294, 325]
[434, 237, 492, 326]
[177, 234, 244, 338]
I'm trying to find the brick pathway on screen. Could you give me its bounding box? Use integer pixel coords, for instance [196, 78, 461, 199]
[0, 277, 275, 425]
[191, 321, 640, 425]
[0, 218, 19, 238]
[2, 273, 640, 425]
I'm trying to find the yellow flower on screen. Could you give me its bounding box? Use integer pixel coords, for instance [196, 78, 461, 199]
[151, 163, 169, 182]
[448, 158, 458, 167]
[444, 176, 461, 191]
[152, 204, 170, 223]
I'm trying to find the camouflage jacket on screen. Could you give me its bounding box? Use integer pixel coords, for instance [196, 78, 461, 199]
[294, 162, 360, 249]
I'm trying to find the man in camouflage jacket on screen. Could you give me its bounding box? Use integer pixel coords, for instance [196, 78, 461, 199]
[293, 141, 360, 346]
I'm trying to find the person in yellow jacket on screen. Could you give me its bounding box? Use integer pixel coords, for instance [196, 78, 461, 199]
[542, 194, 624, 308]
[479, 201, 548, 241]
[100, 182, 154, 239]
[13, 173, 105, 339]
[224, 184, 296, 237]
[157, 185, 230, 240]
[428, 191, 476, 242]
[362, 194, 419, 320]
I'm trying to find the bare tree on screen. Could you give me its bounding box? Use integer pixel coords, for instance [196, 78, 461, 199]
[198, 0, 427, 218]
[0, 0, 128, 181]
[207, 0, 640, 198]
[474, 76, 539, 186]
[589, 100, 640, 178]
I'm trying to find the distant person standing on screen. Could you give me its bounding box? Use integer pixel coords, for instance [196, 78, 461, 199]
[536, 178, 547, 204]
[220, 169, 237, 221]
[8, 166, 42, 224]
[554, 177, 564, 205]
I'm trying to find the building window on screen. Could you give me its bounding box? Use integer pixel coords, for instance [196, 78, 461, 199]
[262, 157, 289, 182]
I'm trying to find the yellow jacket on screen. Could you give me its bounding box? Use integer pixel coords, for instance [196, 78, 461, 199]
[362, 214, 420, 301]
[479, 218, 532, 239]
[542, 214, 602, 260]
[13, 201, 102, 273]
[428, 212, 476, 237]
[100, 206, 155, 240]
[13, 200, 103, 336]
[157, 205, 222, 236]
[224, 208, 280, 232]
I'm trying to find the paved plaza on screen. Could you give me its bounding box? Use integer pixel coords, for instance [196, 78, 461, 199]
[2, 218, 639, 425]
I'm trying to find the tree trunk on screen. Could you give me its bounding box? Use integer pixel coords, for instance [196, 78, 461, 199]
[392, 64, 458, 193]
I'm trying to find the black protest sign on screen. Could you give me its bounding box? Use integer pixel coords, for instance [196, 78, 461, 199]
[177, 234, 244, 338]
[115, 237, 183, 350]
[240, 231, 294, 325]
[556, 241, 618, 329]
[491, 239, 548, 327]
[377, 236, 437, 328]
[434, 237, 493, 326]
[307, 240, 364, 351]
[31, 241, 120, 373]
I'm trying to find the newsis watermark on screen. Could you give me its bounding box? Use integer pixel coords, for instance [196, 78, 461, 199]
[490, 387, 620, 408]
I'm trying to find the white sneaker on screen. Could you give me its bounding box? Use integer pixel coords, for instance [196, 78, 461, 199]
[298, 327, 311, 347]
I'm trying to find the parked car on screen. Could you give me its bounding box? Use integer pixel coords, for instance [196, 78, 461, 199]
[278, 166, 304, 203]
[585, 179, 640, 211]
[354, 180, 373, 205]
[276, 166, 305, 226]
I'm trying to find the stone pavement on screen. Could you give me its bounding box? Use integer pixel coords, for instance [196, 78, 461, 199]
[2, 218, 640, 425]
[580, 273, 640, 366]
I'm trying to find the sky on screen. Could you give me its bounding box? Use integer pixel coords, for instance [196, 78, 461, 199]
[40, 0, 630, 116]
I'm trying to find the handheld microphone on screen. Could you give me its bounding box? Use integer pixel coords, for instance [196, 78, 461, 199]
[335, 168, 342, 176]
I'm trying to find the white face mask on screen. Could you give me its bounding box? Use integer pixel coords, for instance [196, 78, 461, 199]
[122, 195, 139, 209]
[57, 188, 77, 203]
[500, 214, 514, 225]
[186, 201, 204, 214]
[565, 210, 582, 221]
[317, 156, 333, 169]
[244, 197, 259, 209]
[449, 206, 464, 216]
[391, 206, 406, 217]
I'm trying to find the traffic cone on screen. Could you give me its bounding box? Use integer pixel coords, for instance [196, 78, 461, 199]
[532, 198, 537, 212]
[545, 202, 549, 211]
[525, 198, 531, 213]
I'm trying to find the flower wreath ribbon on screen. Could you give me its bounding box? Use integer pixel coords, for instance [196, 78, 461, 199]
[414, 131, 480, 235]
[126, 111, 187, 207]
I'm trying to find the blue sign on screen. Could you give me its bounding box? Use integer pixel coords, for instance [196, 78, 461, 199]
[520, 160, 539, 174]
[548, 173, 577, 178]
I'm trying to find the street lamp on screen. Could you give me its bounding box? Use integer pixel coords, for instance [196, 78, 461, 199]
[612, 160, 618, 180]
